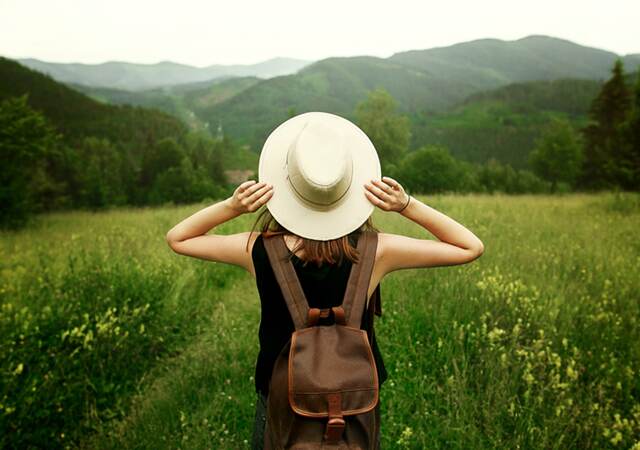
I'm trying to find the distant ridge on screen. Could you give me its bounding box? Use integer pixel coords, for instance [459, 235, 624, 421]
[17, 56, 313, 91]
[388, 35, 640, 90]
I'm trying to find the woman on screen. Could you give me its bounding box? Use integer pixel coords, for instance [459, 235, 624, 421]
[166, 112, 484, 448]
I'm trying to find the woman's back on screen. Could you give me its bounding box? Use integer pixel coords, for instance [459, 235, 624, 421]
[250, 231, 388, 396]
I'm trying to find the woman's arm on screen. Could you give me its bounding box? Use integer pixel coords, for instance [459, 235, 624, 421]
[165, 180, 273, 274]
[364, 176, 484, 273]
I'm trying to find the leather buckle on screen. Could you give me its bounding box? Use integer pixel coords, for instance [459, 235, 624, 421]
[324, 417, 345, 444]
[324, 392, 344, 444]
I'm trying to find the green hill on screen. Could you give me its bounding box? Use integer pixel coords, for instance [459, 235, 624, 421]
[69, 76, 261, 130]
[411, 70, 640, 169]
[0, 57, 186, 146]
[409, 78, 604, 168]
[0, 57, 237, 219]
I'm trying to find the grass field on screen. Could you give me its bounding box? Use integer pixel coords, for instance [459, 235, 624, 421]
[2, 192, 639, 449]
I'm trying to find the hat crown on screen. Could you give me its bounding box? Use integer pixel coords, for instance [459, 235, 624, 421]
[258, 111, 380, 240]
[286, 118, 353, 208]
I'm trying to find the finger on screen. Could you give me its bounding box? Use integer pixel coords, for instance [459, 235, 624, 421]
[382, 176, 401, 189]
[364, 182, 387, 199]
[249, 189, 274, 211]
[239, 180, 257, 192]
[372, 179, 394, 195]
[367, 182, 392, 202]
[241, 181, 267, 197]
[246, 183, 271, 203]
[364, 190, 390, 210]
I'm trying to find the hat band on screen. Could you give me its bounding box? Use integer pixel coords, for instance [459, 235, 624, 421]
[286, 170, 352, 209]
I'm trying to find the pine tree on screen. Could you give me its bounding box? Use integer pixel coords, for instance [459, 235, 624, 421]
[618, 72, 640, 190]
[580, 59, 632, 189]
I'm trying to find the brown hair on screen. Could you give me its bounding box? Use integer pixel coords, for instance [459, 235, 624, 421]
[245, 205, 379, 268]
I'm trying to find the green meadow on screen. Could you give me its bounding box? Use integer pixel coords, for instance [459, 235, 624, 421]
[2, 193, 639, 449]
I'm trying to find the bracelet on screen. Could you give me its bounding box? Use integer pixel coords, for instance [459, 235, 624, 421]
[397, 194, 411, 212]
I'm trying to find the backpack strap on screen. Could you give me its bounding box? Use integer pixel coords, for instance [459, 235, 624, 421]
[342, 231, 379, 328]
[262, 233, 310, 330]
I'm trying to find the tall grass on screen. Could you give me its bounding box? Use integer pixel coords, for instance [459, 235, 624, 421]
[1, 193, 639, 449]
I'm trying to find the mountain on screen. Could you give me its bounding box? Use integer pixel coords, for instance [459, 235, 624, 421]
[195, 35, 639, 152]
[17, 56, 312, 91]
[0, 57, 185, 145]
[389, 35, 640, 90]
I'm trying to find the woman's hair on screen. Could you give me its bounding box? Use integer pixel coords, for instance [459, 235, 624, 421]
[245, 205, 379, 268]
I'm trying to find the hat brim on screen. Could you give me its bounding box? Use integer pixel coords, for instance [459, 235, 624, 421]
[258, 111, 381, 241]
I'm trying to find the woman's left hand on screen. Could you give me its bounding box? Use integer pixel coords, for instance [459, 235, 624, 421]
[226, 180, 273, 214]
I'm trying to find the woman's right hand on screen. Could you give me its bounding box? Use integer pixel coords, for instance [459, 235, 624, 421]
[364, 176, 411, 212]
[226, 180, 273, 214]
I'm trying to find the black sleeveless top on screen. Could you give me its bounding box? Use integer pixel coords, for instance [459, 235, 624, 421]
[251, 232, 388, 396]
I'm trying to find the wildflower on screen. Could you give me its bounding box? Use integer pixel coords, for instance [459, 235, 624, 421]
[566, 364, 579, 381]
[488, 327, 506, 342]
[396, 426, 414, 446]
[13, 363, 24, 376]
[523, 372, 535, 385]
[610, 431, 622, 445]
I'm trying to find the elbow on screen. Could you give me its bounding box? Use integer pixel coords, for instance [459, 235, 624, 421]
[471, 240, 485, 259]
[463, 240, 484, 263]
[166, 230, 180, 252]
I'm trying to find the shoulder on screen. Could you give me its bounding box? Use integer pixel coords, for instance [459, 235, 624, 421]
[373, 231, 401, 264]
[370, 232, 404, 277]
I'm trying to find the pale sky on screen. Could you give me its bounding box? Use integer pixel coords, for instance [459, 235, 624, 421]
[1, 0, 638, 66]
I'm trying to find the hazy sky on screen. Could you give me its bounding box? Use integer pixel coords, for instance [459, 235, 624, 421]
[1, 0, 638, 66]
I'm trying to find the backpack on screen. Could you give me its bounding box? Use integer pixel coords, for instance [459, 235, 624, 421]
[262, 230, 381, 450]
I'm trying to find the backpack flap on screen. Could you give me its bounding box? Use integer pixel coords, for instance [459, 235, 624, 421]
[288, 325, 379, 417]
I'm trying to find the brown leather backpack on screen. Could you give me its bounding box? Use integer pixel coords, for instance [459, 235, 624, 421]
[262, 230, 381, 449]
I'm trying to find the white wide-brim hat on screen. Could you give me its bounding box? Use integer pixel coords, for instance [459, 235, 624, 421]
[258, 111, 381, 241]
